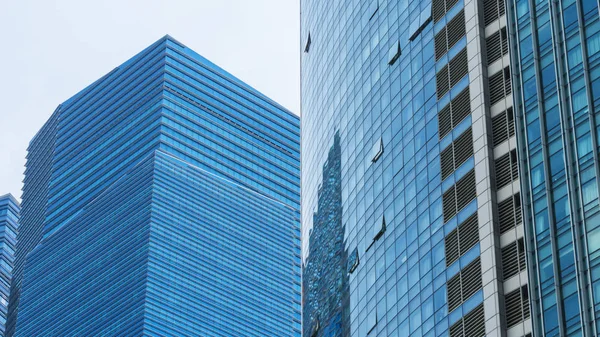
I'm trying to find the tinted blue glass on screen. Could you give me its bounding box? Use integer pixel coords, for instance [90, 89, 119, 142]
[0, 194, 19, 336]
[11, 36, 301, 337]
[301, 1, 488, 336]
[507, 0, 600, 334]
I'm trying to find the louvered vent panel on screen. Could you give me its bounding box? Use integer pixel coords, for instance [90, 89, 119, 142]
[505, 287, 529, 327]
[447, 0, 460, 11]
[443, 185, 457, 222]
[438, 88, 471, 140]
[459, 214, 479, 253]
[446, 228, 460, 266]
[522, 287, 530, 319]
[454, 128, 473, 168]
[433, 0, 447, 22]
[518, 239, 526, 272]
[492, 111, 509, 146]
[495, 153, 513, 189]
[487, 27, 508, 65]
[498, 0, 506, 18]
[439, 104, 453, 139]
[492, 109, 509, 146]
[437, 64, 451, 99]
[501, 28, 509, 55]
[450, 49, 468, 86]
[484, 0, 500, 26]
[446, 214, 479, 267]
[449, 321, 464, 337]
[498, 196, 516, 233]
[447, 10, 466, 51]
[514, 194, 522, 224]
[456, 169, 477, 212]
[486, 30, 503, 65]
[451, 304, 485, 337]
[435, 29, 448, 60]
[441, 128, 473, 180]
[507, 107, 515, 137]
[504, 67, 512, 95]
[452, 87, 471, 126]
[447, 257, 483, 312]
[511, 150, 519, 181]
[462, 258, 482, 300]
[501, 241, 520, 280]
[489, 69, 507, 105]
[441, 145, 455, 180]
[447, 273, 462, 311]
[463, 304, 486, 337]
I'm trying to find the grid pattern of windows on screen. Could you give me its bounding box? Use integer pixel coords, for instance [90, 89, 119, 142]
[508, 0, 600, 333]
[12, 36, 301, 337]
[300, 0, 518, 335]
[0, 195, 19, 337]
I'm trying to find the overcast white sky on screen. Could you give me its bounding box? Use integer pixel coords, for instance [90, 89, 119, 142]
[0, 0, 300, 199]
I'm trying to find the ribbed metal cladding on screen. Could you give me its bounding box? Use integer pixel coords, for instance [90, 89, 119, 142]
[436, 48, 468, 99]
[449, 303, 486, 337]
[489, 67, 512, 105]
[485, 27, 508, 65]
[443, 169, 477, 222]
[483, 0, 505, 26]
[445, 214, 480, 267]
[505, 286, 531, 328]
[433, 0, 461, 23]
[446, 258, 483, 311]
[438, 87, 471, 139]
[501, 238, 526, 280]
[434, 10, 466, 60]
[498, 193, 522, 234]
[492, 107, 515, 147]
[441, 127, 474, 180]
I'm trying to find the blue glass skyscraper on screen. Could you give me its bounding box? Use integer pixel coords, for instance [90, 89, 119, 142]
[9, 35, 301, 336]
[507, 0, 600, 335]
[0, 194, 19, 336]
[302, 0, 531, 336]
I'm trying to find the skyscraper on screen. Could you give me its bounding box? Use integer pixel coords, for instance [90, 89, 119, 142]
[0, 194, 19, 336]
[301, 0, 530, 336]
[10, 35, 301, 337]
[507, 0, 600, 335]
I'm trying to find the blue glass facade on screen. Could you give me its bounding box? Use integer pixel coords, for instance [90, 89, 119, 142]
[11, 36, 301, 336]
[302, 0, 531, 336]
[507, 0, 600, 335]
[0, 194, 19, 336]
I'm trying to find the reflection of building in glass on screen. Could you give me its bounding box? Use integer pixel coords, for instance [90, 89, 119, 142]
[507, 0, 600, 335]
[10, 36, 301, 337]
[0, 194, 19, 336]
[301, 0, 531, 336]
[303, 133, 350, 337]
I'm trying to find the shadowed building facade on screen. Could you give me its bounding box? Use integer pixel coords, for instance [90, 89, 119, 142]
[9, 36, 301, 337]
[0, 194, 19, 336]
